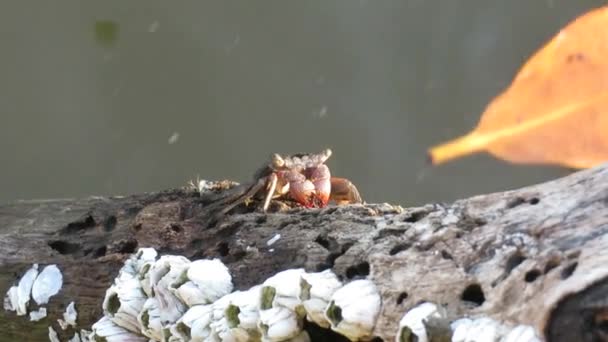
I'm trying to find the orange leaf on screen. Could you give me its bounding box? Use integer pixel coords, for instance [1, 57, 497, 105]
[429, 6, 608, 169]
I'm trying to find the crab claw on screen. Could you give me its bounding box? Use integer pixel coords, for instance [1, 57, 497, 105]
[305, 164, 331, 207]
[289, 179, 317, 207]
[329, 177, 362, 205]
[278, 169, 317, 208]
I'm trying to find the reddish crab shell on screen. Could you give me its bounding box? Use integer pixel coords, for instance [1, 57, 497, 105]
[266, 149, 360, 209]
[215, 149, 362, 216]
[273, 164, 331, 208]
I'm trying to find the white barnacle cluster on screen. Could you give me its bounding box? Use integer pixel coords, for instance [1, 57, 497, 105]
[395, 302, 542, 342]
[92, 248, 234, 341]
[4, 263, 63, 319]
[451, 317, 541, 342]
[90, 248, 383, 342]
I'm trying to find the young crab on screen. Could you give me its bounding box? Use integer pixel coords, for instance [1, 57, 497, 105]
[217, 149, 362, 215]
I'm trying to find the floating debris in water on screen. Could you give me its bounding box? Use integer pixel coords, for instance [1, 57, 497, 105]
[147, 21, 160, 33]
[168, 132, 179, 144]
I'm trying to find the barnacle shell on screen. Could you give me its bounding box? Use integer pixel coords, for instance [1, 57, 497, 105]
[91, 249, 389, 342]
[262, 268, 306, 310]
[288, 331, 312, 342]
[102, 277, 147, 333]
[90, 316, 149, 342]
[138, 298, 164, 340]
[232, 286, 261, 331]
[29, 307, 47, 321]
[168, 304, 213, 341]
[174, 259, 233, 306]
[17, 264, 39, 315]
[119, 248, 158, 283]
[208, 287, 263, 341]
[48, 326, 60, 342]
[502, 325, 541, 342]
[63, 301, 78, 327]
[209, 291, 245, 340]
[258, 307, 302, 341]
[299, 270, 342, 328]
[451, 317, 507, 342]
[451, 318, 540, 342]
[3, 285, 18, 312]
[396, 302, 448, 342]
[31, 264, 63, 305]
[149, 255, 190, 323]
[325, 279, 381, 340]
[139, 261, 155, 297]
[67, 331, 82, 342]
[188, 305, 215, 341]
[101, 248, 159, 333]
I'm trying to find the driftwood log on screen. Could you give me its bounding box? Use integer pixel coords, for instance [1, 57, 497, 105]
[2, 164, 608, 341]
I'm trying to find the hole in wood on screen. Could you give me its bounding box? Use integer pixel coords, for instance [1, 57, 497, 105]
[48, 240, 81, 255]
[544, 258, 561, 274]
[255, 215, 267, 224]
[396, 292, 409, 305]
[593, 308, 608, 337]
[315, 263, 330, 272]
[505, 252, 526, 274]
[92, 245, 107, 258]
[561, 262, 578, 279]
[169, 224, 183, 233]
[322, 254, 340, 271]
[217, 242, 229, 257]
[303, 319, 351, 342]
[113, 239, 138, 254]
[315, 235, 330, 249]
[103, 215, 117, 231]
[346, 261, 370, 279]
[389, 243, 410, 256]
[440, 250, 453, 260]
[507, 196, 540, 208]
[63, 214, 96, 234]
[567, 250, 581, 259]
[321, 241, 354, 270]
[524, 269, 541, 282]
[461, 283, 485, 306]
[403, 210, 429, 223]
[506, 197, 526, 209]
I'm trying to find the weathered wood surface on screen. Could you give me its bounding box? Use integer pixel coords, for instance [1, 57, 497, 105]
[2, 165, 608, 341]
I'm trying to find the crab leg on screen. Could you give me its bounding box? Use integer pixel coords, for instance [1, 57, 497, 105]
[218, 177, 266, 216]
[262, 173, 278, 212]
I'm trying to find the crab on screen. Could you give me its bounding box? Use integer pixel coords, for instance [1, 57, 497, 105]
[217, 149, 362, 215]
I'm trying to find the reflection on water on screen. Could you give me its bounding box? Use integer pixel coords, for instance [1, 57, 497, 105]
[0, 1, 600, 206]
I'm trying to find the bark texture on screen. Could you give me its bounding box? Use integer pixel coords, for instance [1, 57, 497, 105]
[1, 165, 608, 341]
